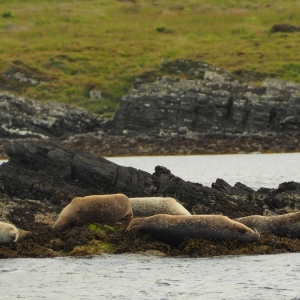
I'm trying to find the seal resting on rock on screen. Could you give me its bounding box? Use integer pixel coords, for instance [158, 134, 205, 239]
[0, 222, 19, 243]
[126, 214, 259, 244]
[129, 197, 191, 217]
[53, 194, 132, 230]
[234, 211, 300, 238]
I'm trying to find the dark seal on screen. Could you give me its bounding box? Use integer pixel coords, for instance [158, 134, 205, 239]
[126, 214, 259, 244]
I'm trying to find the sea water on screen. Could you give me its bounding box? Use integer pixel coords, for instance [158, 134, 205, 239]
[1, 253, 300, 299]
[108, 152, 300, 189]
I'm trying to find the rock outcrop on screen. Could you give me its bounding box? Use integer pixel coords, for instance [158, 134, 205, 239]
[106, 60, 300, 136]
[0, 92, 103, 138]
[1, 141, 300, 258]
[1, 141, 300, 227]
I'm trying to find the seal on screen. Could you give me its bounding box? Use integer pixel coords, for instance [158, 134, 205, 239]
[126, 214, 259, 244]
[53, 193, 132, 230]
[234, 211, 300, 238]
[129, 197, 191, 217]
[0, 222, 19, 243]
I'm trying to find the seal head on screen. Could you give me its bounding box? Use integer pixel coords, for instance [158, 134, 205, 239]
[0, 222, 19, 243]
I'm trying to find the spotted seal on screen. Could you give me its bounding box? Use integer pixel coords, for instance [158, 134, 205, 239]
[0, 222, 19, 243]
[129, 197, 191, 217]
[53, 193, 132, 230]
[126, 214, 259, 244]
[234, 211, 300, 238]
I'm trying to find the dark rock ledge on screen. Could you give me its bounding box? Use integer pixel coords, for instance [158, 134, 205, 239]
[1, 141, 300, 258]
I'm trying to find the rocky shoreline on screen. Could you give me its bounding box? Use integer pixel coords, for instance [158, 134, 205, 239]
[1, 131, 300, 159]
[0, 141, 300, 258]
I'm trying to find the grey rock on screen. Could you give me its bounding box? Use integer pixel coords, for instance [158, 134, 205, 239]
[0, 92, 103, 138]
[107, 66, 300, 136]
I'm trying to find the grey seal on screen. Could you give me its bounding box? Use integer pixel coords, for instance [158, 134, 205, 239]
[0, 222, 19, 243]
[126, 214, 259, 244]
[53, 193, 132, 230]
[129, 197, 191, 217]
[235, 211, 300, 238]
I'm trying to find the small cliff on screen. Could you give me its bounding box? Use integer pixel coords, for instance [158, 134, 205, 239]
[106, 60, 300, 136]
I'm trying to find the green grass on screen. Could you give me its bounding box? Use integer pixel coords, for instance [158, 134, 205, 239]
[0, 0, 300, 116]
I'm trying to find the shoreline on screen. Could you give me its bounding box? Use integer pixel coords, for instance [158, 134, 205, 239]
[1, 131, 300, 159]
[1, 139, 300, 259]
[2, 220, 300, 259]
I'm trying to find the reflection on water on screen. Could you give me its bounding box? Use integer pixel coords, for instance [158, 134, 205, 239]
[1, 253, 300, 299]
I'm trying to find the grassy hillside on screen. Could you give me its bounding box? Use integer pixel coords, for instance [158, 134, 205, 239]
[0, 0, 300, 116]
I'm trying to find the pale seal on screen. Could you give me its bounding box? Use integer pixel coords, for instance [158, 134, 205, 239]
[234, 211, 300, 238]
[129, 197, 191, 217]
[126, 214, 259, 244]
[0, 222, 19, 243]
[53, 193, 132, 230]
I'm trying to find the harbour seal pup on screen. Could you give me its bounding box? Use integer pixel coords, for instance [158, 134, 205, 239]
[126, 214, 259, 244]
[0, 222, 19, 243]
[129, 197, 191, 217]
[53, 193, 132, 230]
[234, 211, 300, 238]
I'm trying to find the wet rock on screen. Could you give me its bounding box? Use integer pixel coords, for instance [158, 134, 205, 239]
[1, 141, 300, 222]
[0, 92, 103, 138]
[0, 141, 300, 258]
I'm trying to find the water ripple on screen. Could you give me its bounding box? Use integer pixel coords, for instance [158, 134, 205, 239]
[2, 253, 297, 299]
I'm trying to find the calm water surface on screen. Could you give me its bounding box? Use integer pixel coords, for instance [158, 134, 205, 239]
[1, 153, 300, 299]
[1, 253, 300, 300]
[107, 152, 300, 189]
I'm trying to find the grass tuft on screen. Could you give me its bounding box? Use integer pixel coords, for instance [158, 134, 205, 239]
[1, 11, 13, 18]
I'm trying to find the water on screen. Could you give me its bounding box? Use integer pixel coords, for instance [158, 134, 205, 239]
[1, 153, 300, 299]
[108, 152, 300, 189]
[1, 254, 300, 299]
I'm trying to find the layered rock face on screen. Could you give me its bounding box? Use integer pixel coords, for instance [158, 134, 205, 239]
[107, 62, 300, 136]
[0, 93, 103, 138]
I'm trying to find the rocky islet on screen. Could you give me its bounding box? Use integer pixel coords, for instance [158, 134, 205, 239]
[0, 60, 300, 257]
[0, 141, 299, 257]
